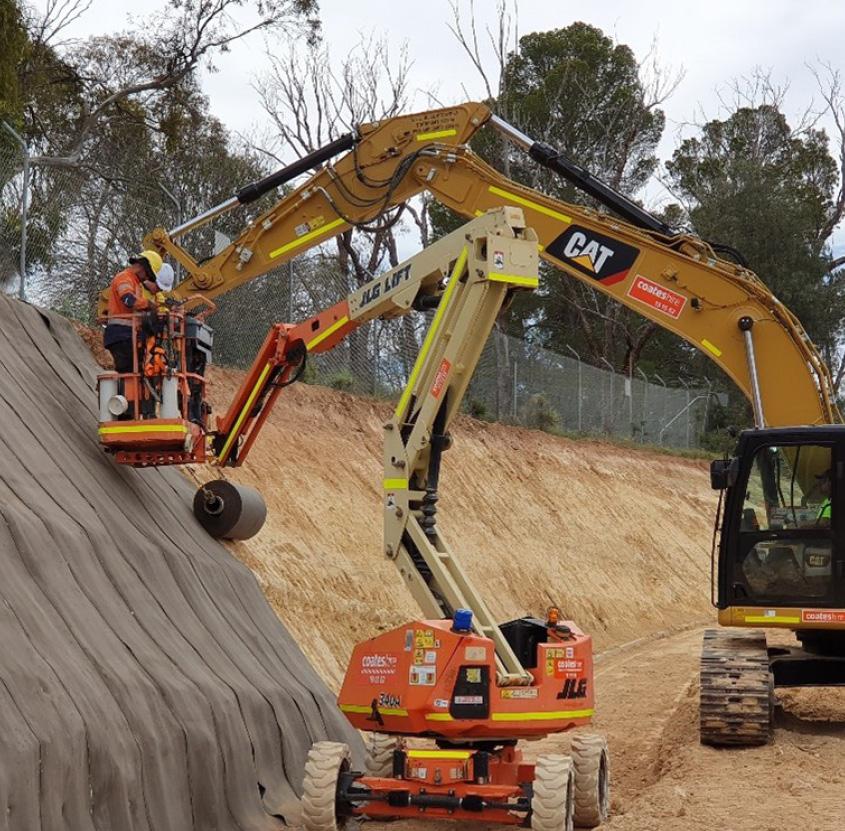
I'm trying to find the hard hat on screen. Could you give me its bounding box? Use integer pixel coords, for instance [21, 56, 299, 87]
[129, 249, 163, 277]
[156, 262, 175, 292]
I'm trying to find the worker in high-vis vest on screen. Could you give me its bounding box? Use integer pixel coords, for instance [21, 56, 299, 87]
[816, 468, 832, 526]
[104, 250, 163, 373]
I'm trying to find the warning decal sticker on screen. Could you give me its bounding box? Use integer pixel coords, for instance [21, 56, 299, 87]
[626, 275, 687, 319]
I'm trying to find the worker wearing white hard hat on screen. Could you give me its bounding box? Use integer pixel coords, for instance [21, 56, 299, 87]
[156, 262, 175, 292]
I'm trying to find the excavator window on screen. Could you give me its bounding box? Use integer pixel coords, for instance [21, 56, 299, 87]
[735, 444, 834, 603]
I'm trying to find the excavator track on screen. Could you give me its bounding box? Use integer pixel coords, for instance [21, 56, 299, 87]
[699, 629, 773, 746]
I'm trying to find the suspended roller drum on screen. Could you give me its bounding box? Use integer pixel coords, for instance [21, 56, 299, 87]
[193, 480, 267, 540]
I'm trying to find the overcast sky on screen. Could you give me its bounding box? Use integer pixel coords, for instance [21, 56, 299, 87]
[29, 0, 845, 228]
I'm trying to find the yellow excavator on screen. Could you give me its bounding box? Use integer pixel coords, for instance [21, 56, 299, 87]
[96, 101, 843, 747]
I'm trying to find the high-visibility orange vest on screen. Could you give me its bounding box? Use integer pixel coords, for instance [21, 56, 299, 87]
[107, 267, 150, 321]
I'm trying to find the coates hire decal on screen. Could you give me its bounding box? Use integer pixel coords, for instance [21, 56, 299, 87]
[546, 226, 639, 286]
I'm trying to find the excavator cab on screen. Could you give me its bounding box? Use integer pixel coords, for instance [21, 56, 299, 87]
[713, 427, 844, 619]
[704, 426, 845, 721]
[96, 301, 214, 467]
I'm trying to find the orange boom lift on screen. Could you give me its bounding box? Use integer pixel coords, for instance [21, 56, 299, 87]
[297, 210, 609, 830]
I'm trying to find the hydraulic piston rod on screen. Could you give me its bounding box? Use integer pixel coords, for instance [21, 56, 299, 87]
[739, 316, 766, 428]
[169, 132, 357, 239]
[487, 114, 675, 236]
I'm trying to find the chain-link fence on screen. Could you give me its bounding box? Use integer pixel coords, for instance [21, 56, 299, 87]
[1, 124, 98, 314]
[209, 260, 721, 449]
[1, 125, 720, 450]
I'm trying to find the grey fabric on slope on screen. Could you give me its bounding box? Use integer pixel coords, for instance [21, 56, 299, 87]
[0, 295, 360, 830]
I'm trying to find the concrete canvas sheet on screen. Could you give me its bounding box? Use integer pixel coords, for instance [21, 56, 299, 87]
[0, 294, 358, 830]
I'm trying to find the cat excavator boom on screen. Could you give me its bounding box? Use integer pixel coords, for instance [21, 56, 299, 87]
[131, 101, 837, 428]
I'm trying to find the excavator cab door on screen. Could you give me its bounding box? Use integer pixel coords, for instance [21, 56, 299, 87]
[718, 428, 845, 612]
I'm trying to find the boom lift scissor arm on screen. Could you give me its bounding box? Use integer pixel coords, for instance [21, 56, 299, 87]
[132, 102, 838, 430]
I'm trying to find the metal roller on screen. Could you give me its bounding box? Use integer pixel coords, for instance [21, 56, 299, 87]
[193, 480, 267, 540]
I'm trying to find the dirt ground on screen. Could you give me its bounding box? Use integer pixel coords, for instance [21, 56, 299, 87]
[199, 367, 716, 688]
[194, 370, 845, 830]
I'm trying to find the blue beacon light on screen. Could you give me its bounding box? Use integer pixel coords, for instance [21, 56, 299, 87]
[452, 608, 473, 633]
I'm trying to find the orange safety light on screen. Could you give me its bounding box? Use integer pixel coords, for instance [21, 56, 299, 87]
[546, 606, 561, 626]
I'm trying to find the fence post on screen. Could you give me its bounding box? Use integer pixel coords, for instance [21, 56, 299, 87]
[599, 357, 614, 433]
[654, 373, 668, 445]
[701, 377, 713, 446]
[565, 344, 582, 432]
[512, 358, 518, 420]
[680, 378, 691, 448]
[2, 121, 29, 300]
[637, 368, 648, 443]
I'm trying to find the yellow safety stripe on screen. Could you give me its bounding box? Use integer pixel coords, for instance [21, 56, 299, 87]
[407, 750, 471, 760]
[269, 217, 345, 260]
[394, 246, 469, 421]
[743, 615, 801, 624]
[217, 363, 272, 462]
[424, 713, 454, 722]
[340, 704, 409, 717]
[487, 273, 539, 288]
[416, 128, 458, 142]
[701, 338, 722, 358]
[306, 315, 349, 351]
[383, 478, 409, 490]
[99, 424, 188, 435]
[491, 708, 594, 722]
[488, 185, 572, 224]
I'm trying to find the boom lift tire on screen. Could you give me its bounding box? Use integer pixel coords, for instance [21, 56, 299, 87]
[531, 754, 575, 831]
[301, 741, 351, 831]
[699, 628, 774, 747]
[571, 734, 610, 828]
[192, 479, 267, 540]
[363, 732, 398, 777]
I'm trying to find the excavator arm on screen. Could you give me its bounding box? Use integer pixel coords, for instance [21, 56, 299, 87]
[128, 101, 838, 429]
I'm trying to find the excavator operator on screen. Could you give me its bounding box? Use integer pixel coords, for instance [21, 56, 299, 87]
[816, 469, 832, 526]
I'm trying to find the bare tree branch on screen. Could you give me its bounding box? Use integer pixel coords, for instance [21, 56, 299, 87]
[810, 61, 845, 247]
[27, 0, 317, 169]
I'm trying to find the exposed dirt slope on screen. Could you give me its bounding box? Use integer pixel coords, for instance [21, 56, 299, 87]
[0, 298, 357, 831]
[201, 366, 717, 689]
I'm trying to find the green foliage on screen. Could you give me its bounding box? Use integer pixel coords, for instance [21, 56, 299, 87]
[465, 398, 492, 421]
[324, 368, 355, 392]
[666, 104, 845, 355]
[0, 0, 26, 123]
[499, 23, 663, 195]
[520, 393, 560, 432]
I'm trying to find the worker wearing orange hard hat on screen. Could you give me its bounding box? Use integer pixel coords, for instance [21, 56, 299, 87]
[104, 249, 163, 374]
